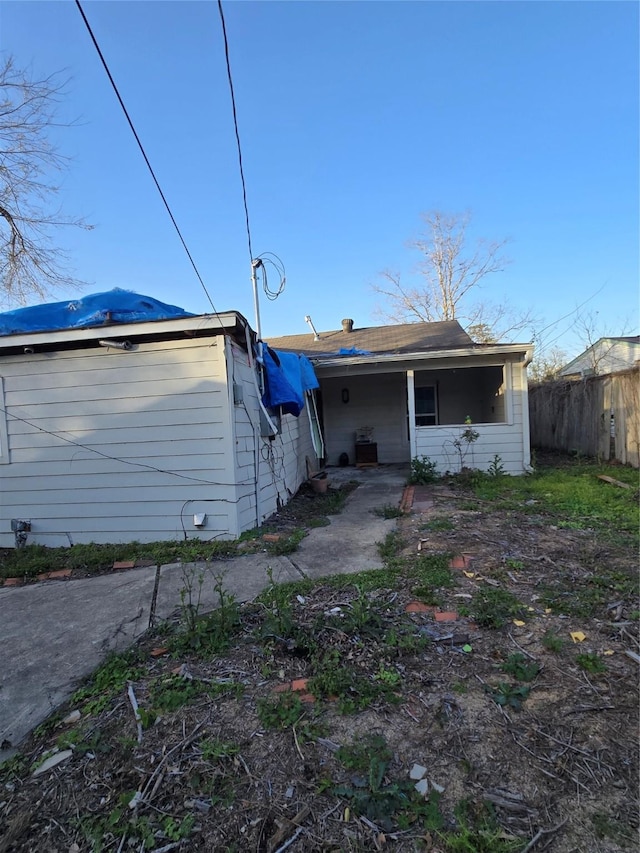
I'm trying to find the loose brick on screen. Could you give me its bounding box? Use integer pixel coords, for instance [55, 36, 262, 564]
[405, 601, 434, 614]
[48, 569, 72, 580]
[435, 611, 458, 622]
[113, 561, 136, 571]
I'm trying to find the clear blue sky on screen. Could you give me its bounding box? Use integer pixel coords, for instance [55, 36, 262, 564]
[1, 0, 638, 359]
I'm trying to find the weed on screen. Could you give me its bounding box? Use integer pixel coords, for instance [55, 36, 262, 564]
[422, 516, 455, 532]
[471, 587, 524, 629]
[71, 651, 143, 715]
[161, 814, 195, 842]
[504, 557, 524, 570]
[372, 503, 403, 519]
[451, 681, 467, 694]
[486, 682, 531, 711]
[410, 555, 455, 605]
[591, 811, 636, 845]
[374, 665, 401, 687]
[257, 692, 305, 729]
[487, 454, 506, 477]
[309, 650, 399, 713]
[260, 566, 296, 638]
[267, 528, 307, 555]
[408, 455, 439, 484]
[0, 539, 237, 581]
[542, 631, 564, 653]
[149, 676, 205, 712]
[333, 734, 443, 832]
[542, 568, 637, 618]
[377, 530, 403, 561]
[342, 586, 385, 638]
[500, 652, 539, 682]
[172, 575, 241, 655]
[576, 652, 606, 674]
[441, 800, 521, 852]
[384, 626, 429, 656]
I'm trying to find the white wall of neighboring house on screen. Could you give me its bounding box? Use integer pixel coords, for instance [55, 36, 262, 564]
[0, 337, 241, 546]
[560, 338, 640, 377]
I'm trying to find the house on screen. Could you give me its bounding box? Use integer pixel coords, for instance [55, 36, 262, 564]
[559, 336, 640, 378]
[267, 318, 534, 476]
[0, 292, 321, 547]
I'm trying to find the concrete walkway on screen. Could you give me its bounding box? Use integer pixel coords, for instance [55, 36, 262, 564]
[0, 466, 406, 763]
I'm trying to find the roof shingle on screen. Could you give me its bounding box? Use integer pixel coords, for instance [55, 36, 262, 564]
[266, 320, 473, 357]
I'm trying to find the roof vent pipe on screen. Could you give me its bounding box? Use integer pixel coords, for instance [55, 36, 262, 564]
[304, 315, 320, 341]
[342, 318, 354, 333]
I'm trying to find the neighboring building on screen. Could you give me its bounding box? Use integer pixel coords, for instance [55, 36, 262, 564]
[267, 318, 534, 475]
[0, 293, 320, 547]
[559, 336, 640, 378]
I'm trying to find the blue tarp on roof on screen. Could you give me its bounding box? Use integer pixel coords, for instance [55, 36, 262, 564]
[0, 289, 194, 337]
[262, 345, 319, 417]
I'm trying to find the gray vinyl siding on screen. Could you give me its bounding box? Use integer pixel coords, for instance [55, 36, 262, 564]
[229, 342, 318, 533]
[0, 337, 237, 546]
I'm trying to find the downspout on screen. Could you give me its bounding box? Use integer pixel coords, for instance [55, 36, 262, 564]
[406, 370, 417, 459]
[521, 351, 534, 473]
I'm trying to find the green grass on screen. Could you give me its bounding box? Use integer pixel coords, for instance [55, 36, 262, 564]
[471, 587, 524, 629]
[0, 539, 238, 580]
[471, 460, 639, 541]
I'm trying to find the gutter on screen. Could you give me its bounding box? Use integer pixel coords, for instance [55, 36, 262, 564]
[311, 343, 534, 370]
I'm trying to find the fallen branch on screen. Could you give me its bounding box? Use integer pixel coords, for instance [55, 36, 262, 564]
[624, 649, 640, 665]
[597, 474, 632, 489]
[267, 805, 311, 853]
[520, 816, 569, 853]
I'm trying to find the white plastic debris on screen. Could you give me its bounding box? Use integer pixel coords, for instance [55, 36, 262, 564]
[414, 778, 430, 796]
[409, 763, 427, 780]
[32, 749, 73, 777]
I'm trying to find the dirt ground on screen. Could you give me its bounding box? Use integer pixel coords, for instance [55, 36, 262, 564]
[0, 466, 638, 853]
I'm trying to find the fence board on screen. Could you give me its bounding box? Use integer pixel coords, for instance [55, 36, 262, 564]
[529, 366, 639, 468]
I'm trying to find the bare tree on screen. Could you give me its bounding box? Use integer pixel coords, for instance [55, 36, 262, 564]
[571, 309, 636, 375]
[0, 56, 92, 307]
[373, 210, 536, 341]
[528, 346, 569, 384]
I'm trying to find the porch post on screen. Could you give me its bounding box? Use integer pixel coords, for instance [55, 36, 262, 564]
[407, 370, 417, 459]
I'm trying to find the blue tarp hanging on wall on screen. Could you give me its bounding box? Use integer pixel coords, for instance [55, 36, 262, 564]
[262, 345, 319, 417]
[0, 289, 194, 337]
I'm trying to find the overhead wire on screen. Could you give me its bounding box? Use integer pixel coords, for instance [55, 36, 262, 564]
[74, 0, 218, 315]
[216, 0, 254, 267]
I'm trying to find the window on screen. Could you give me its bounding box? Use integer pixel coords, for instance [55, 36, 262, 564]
[415, 385, 437, 426]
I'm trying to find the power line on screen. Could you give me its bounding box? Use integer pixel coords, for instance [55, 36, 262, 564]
[216, 0, 254, 265]
[74, 0, 218, 314]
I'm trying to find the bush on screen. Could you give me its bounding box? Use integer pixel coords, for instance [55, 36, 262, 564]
[409, 456, 439, 484]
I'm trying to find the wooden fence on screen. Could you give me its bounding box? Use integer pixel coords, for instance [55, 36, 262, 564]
[528, 366, 639, 468]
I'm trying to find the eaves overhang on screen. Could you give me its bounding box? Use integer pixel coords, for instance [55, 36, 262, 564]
[0, 312, 252, 356]
[311, 343, 534, 372]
